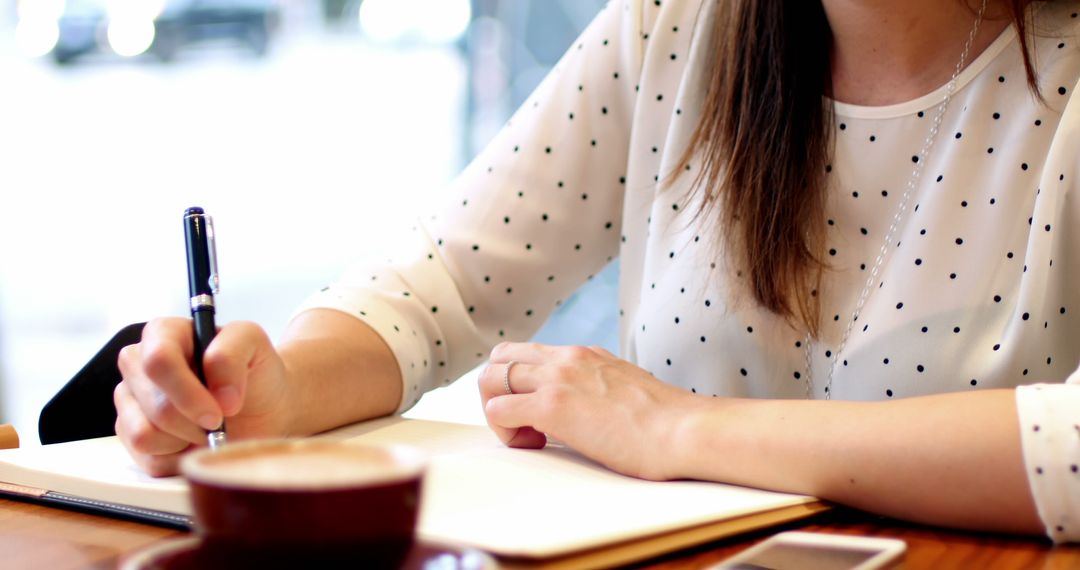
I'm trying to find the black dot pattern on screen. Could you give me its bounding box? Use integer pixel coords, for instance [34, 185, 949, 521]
[299, 0, 1080, 541]
[1018, 379, 1080, 543]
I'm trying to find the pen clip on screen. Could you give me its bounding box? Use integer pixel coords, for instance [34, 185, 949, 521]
[206, 216, 221, 295]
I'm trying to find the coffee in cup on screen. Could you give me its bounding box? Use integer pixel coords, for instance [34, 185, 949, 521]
[181, 439, 425, 568]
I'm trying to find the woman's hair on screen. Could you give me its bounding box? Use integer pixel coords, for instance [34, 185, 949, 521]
[679, 0, 1040, 336]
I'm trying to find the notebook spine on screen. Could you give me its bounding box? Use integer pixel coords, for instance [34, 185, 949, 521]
[0, 484, 192, 530]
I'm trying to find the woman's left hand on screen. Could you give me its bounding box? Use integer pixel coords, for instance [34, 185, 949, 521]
[479, 342, 700, 481]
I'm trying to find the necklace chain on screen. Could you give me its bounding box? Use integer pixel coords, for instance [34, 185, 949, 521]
[805, 0, 990, 400]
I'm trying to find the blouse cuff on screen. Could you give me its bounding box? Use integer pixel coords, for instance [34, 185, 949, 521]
[292, 286, 438, 414]
[1016, 376, 1080, 543]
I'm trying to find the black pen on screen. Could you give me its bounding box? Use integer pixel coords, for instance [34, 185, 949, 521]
[183, 207, 227, 449]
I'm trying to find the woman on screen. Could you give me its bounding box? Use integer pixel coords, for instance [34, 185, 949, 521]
[115, 0, 1079, 540]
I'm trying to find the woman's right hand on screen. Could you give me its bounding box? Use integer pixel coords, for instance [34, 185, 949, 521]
[115, 317, 291, 476]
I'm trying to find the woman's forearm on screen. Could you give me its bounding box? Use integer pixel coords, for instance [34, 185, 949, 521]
[674, 390, 1043, 534]
[276, 309, 403, 437]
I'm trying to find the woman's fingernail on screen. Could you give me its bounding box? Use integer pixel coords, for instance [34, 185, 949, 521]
[199, 414, 222, 431]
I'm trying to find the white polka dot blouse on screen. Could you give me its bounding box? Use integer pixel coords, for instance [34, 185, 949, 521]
[298, 0, 1080, 542]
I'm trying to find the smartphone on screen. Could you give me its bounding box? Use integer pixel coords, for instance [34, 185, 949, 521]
[709, 531, 906, 570]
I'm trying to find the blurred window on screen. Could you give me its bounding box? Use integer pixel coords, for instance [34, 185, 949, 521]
[0, 0, 608, 441]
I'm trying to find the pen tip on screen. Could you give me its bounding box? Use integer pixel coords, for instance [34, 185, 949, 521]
[207, 431, 227, 450]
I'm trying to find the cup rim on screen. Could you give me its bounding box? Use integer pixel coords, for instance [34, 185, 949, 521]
[181, 439, 426, 491]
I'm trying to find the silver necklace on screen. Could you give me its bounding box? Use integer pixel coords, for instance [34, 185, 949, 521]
[805, 0, 989, 400]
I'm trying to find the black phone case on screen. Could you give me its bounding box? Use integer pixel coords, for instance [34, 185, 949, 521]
[38, 322, 147, 445]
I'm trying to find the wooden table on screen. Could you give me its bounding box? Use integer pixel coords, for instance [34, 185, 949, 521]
[1, 497, 1077, 569]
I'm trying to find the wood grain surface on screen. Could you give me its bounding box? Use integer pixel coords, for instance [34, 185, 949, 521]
[0, 497, 1077, 569]
[0, 498, 179, 569]
[638, 509, 1080, 570]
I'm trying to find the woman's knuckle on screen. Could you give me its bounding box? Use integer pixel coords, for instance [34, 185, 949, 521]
[143, 317, 180, 339]
[145, 397, 174, 427]
[491, 342, 511, 360]
[478, 378, 496, 402]
[142, 344, 173, 379]
[230, 320, 254, 333]
[551, 364, 575, 383]
[113, 381, 126, 405]
[535, 395, 556, 418]
[117, 343, 136, 368]
[141, 318, 166, 338]
[235, 320, 267, 342]
[129, 431, 153, 454]
[113, 385, 135, 416]
[587, 345, 612, 358]
[127, 420, 158, 453]
[563, 346, 591, 361]
[544, 384, 571, 408]
[202, 347, 229, 372]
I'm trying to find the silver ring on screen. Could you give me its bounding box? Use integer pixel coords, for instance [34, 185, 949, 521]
[503, 360, 518, 395]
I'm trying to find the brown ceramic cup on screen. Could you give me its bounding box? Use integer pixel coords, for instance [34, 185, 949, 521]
[181, 440, 425, 568]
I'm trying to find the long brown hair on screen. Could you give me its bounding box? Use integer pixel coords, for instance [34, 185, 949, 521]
[680, 0, 1040, 336]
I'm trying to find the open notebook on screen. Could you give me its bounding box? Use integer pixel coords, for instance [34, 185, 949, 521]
[0, 417, 827, 568]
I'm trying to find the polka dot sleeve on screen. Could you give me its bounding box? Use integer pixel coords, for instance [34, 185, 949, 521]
[292, 239, 464, 413]
[1016, 370, 1080, 543]
[296, 0, 651, 412]
[1013, 73, 1080, 542]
